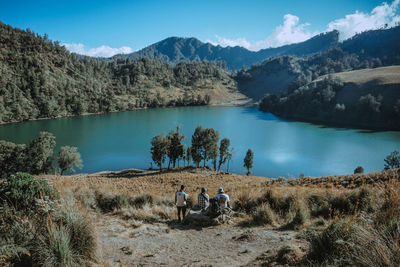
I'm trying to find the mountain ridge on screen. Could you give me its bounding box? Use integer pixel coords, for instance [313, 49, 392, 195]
[113, 30, 340, 69]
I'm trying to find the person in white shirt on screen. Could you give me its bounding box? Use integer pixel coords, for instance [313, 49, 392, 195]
[175, 185, 188, 222]
[213, 187, 230, 209]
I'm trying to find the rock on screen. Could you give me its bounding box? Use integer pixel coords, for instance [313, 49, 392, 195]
[182, 210, 219, 226]
[120, 246, 133, 255]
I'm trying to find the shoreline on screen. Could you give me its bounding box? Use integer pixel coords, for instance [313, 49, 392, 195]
[0, 99, 255, 126]
[260, 110, 400, 132]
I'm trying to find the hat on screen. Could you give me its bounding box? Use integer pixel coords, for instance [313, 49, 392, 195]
[218, 187, 224, 193]
[201, 187, 207, 193]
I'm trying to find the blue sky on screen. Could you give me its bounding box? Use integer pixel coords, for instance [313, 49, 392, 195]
[1, 0, 399, 56]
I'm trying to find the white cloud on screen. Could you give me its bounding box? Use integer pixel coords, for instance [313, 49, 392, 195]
[207, 14, 314, 51]
[207, 0, 400, 51]
[62, 43, 133, 57]
[327, 0, 400, 40]
[207, 36, 252, 50]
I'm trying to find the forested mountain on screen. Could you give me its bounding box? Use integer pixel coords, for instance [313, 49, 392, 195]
[114, 31, 339, 70]
[245, 26, 400, 130]
[236, 26, 400, 100]
[0, 22, 236, 124]
[259, 66, 400, 130]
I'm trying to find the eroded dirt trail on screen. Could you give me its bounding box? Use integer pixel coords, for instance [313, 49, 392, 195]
[94, 213, 304, 266]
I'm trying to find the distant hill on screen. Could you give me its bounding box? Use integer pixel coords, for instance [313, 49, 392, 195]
[259, 66, 400, 130]
[0, 22, 239, 124]
[114, 31, 339, 70]
[236, 26, 400, 101]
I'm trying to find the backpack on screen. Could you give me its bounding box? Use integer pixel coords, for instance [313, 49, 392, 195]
[218, 194, 228, 208]
[176, 191, 186, 207]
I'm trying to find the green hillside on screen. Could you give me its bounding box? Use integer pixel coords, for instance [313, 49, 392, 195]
[0, 23, 237, 124]
[259, 66, 400, 130]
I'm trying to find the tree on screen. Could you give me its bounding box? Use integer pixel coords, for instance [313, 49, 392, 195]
[191, 126, 204, 167]
[218, 138, 231, 171]
[384, 150, 400, 170]
[167, 126, 185, 168]
[26, 131, 56, 174]
[202, 128, 219, 169]
[150, 134, 169, 171]
[57, 146, 83, 174]
[243, 149, 254, 176]
[186, 146, 192, 166]
[0, 140, 26, 177]
[354, 166, 364, 174]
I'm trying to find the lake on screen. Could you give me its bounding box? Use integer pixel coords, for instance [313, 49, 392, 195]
[0, 106, 399, 177]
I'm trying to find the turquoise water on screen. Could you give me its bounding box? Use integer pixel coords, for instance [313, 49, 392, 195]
[0, 106, 399, 177]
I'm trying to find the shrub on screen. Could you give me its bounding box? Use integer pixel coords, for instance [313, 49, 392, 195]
[308, 194, 330, 218]
[0, 172, 58, 210]
[284, 201, 309, 229]
[95, 191, 127, 212]
[32, 224, 81, 267]
[303, 220, 356, 265]
[384, 150, 400, 170]
[233, 190, 257, 213]
[252, 203, 276, 225]
[354, 166, 364, 174]
[57, 203, 96, 260]
[130, 194, 154, 208]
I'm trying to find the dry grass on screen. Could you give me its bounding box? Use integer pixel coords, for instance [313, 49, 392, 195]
[39, 167, 400, 265]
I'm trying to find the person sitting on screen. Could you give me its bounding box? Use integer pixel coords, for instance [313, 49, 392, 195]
[213, 187, 230, 209]
[197, 187, 210, 210]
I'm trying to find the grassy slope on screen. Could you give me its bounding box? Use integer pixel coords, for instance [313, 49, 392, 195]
[317, 65, 400, 108]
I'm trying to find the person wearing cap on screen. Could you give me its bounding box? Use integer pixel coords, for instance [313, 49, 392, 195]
[197, 187, 210, 210]
[213, 187, 230, 209]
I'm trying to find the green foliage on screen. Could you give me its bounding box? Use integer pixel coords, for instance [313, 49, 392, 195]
[201, 128, 219, 169]
[167, 127, 185, 168]
[150, 133, 169, 171]
[0, 131, 73, 177]
[26, 131, 56, 174]
[218, 138, 231, 171]
[384, 150, 400, 170]
[243, 149, 254, 175]
[0, 23, 231, 124]
[0, 172, 58, 210]
[190, 126, 204, 167]
[354, 166, 364, 174]
[0, 140, 26, 177]
[57, 146, 83, 174]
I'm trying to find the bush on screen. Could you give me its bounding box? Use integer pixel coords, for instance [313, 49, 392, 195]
[284, 201, 309, 229]
[0, 172, 58, 210]
[303, 220, 356, 265]
[252, 203, 276, 225]
[233, 190, 258, 213]
[129, 194, 154, 208]
[32, 224, 81, 267]
[308, 194, 330, 218]
[57, 203, 96, 260]
[354, 166, 364, 174]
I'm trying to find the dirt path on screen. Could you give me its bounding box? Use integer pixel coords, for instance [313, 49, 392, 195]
[94, 213, 304, 266]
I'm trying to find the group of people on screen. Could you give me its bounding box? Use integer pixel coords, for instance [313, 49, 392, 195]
[174, 185, 230, 222]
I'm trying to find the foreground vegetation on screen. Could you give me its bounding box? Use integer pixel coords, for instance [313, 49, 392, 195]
[2, 167, 400, 266]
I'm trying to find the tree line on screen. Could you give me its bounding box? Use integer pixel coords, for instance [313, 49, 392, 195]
[150, 126, 254, 175]
[0, 132, 82, 177]
[0, 22, 233, 124]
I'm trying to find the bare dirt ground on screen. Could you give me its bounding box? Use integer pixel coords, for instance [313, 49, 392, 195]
[94, 212, 305, 267]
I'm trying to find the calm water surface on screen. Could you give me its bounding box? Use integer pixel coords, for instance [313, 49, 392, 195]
[0, 106, 399, 177]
